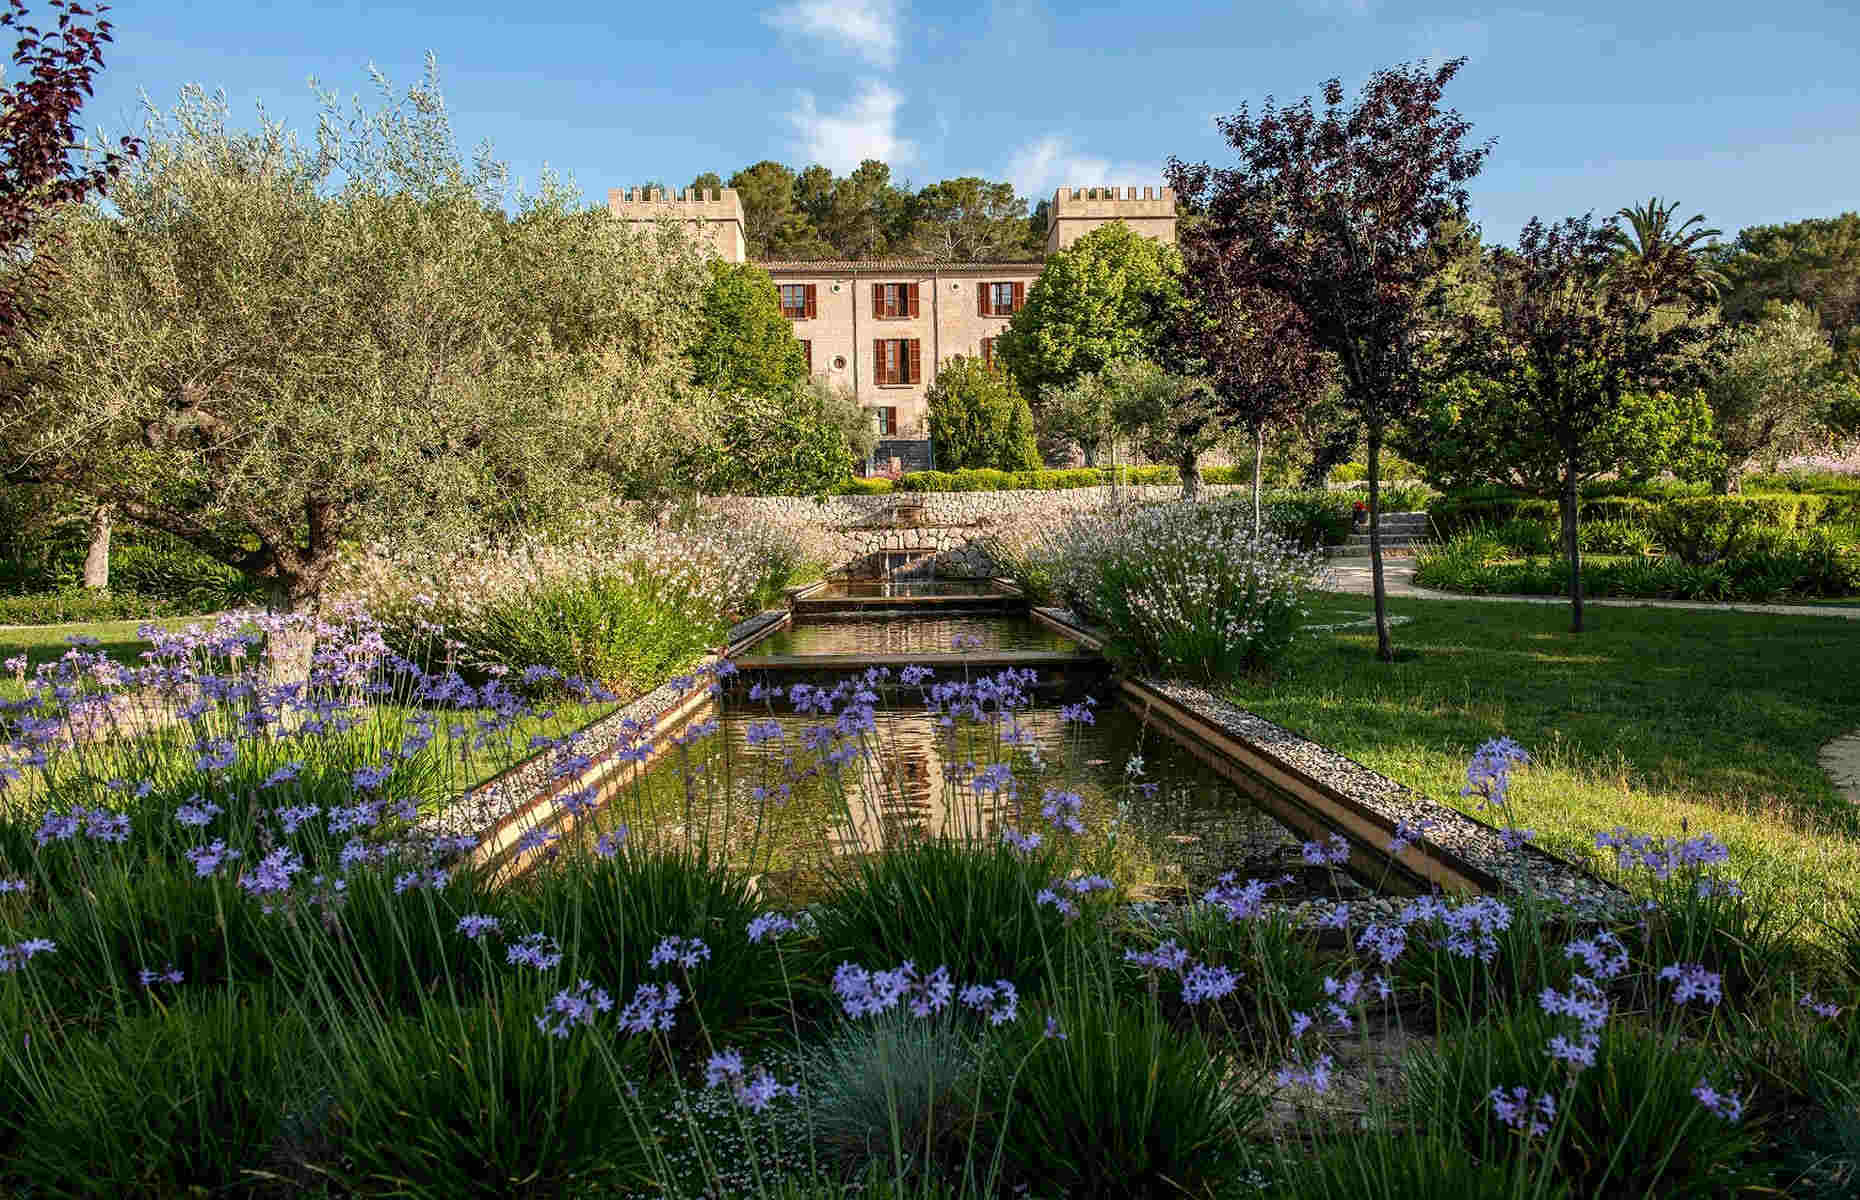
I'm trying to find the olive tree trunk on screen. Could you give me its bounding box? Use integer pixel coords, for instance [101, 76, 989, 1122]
[81, 502, 113, 591]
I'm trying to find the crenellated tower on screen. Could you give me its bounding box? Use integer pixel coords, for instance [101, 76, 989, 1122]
[606, 186, 747, 263]
[1043, 185, 1176, 254]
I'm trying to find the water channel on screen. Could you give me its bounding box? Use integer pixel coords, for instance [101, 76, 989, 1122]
[567, 581, 1416, 905]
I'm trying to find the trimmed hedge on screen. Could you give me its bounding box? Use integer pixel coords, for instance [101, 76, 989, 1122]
[0, 588, 187, 625]
[888, 465, 1183, 493]
[1646, 496, 1828, 565]
[848, 463, 1306, 495]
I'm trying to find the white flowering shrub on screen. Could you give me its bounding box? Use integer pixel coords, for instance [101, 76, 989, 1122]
[336, 501, 811, 691]
[1030, 501, 1326, 679]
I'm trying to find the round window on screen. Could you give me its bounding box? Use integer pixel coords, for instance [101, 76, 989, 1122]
[832, 355, 847, 370]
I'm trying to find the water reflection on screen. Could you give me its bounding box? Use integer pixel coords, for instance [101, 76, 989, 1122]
[579, 672, 1385, 904]
[755, 616, 1087, 657]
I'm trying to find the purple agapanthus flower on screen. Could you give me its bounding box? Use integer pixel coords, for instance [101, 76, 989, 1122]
[174, 797, 223, 828]
[1693, 1080, 1744, 1123]
[959, 979, 1019, 1025]
[648, 935, 712, 971]
[1274, 1052, 1334, 1094]
[593, 828, 629, 859]
[1301, 835, 1350, 867]
[1658, 962, 1723, 1007]
[618, 982, 682, 1034]
[138, 964, 184, 986]
[999, 828, 1042, 855]
[1490, 1085, 1557, 1136]
[747, 913, 797, 944]
[536, 980, 614, 1038]
[507, 932, 563, 971]
[456, 913, 501, 940]
[184, 839, 242, 879]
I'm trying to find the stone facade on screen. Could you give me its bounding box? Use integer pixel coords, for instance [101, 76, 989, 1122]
[707, 483, 1245, 578]
[606, 187, 747, 263]
[607, 182, 1178, 454]
[757, 262, 1043, 437]
[1044, 186, 1176, 253]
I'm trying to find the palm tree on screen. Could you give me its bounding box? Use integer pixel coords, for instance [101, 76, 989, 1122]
[1607, 197, 1728, 310]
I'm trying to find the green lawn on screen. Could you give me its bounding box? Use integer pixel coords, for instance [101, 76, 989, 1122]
[1, 617, 201, 699]
[1234, 592, 1860, 946]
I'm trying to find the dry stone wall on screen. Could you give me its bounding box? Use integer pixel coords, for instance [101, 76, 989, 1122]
[706, 484, 1246, 577]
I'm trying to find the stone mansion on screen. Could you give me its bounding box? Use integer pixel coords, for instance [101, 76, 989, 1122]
[609, 183, 1178, 471]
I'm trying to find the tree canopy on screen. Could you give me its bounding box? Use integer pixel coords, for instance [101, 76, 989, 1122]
[1703, 300, 1849, 489]
[994, 221, 1186, 404]
[925, 356, 1041, 471]
[716, 157, 1046, 261]
[0, 0, 140, 343]
[689, 261, 808, 399]
[0, 60, 715, 617]
[1169, 58, 1493, 660]
[1715, 212, 1860, 371]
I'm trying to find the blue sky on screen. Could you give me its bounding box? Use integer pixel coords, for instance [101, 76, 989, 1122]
[73, 0, 1860, 245]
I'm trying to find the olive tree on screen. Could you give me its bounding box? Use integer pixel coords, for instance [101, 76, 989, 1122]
[0, 60, 712, 661]
[1704, 301, 1849, 490]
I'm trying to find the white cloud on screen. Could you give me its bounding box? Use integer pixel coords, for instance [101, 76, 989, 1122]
[787, 81, 915, 172]
[763, 0, 902, 68]
[1005, 135, 1161, 205]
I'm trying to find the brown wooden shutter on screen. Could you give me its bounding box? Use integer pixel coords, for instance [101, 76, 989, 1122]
[873, 339, 884, 385]
[1012, 281, 1025, 312]
[977, 281, 988, 316]
[908, 339, 921, 384]
[872, 283, 884, 318]
[804, 284, 816, 319]
[908, 282, 920, 319]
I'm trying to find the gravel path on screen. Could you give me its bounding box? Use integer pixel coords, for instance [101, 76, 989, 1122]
[1325, 559, 1860, 619]
[1823, 730, 1860, 808]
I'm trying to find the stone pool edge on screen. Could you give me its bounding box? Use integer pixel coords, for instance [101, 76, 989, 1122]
[415, 608, 793, 880]
[1030, 605, 1629, 921]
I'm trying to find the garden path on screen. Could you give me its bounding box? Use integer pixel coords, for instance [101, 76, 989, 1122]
[1822, 732, 1860, 809]
[1322, 559, 1860, 620]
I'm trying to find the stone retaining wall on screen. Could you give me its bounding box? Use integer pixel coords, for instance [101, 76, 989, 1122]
[707, 484, 1246, 577]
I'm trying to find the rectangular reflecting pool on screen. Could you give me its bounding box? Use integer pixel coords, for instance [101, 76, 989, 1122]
[809, 580, 1011, 599]
[563, 665, 1407, 905]
[753, 615, 1089, 658]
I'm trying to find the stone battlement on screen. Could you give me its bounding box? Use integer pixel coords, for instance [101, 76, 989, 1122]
[1045, 185, 1176, 254]
[607, 187, 746, 262]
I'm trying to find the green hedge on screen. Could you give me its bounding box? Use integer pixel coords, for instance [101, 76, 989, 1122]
[1414, 536, 1860, 602]
[1645, 496, 1828, 565]
[0, 588, 187, 626]
[886, 465, 1183, 493]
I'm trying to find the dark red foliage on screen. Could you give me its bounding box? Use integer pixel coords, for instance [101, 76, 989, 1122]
[1168, 59, 1494, 659]
[0, 0, 140, 343]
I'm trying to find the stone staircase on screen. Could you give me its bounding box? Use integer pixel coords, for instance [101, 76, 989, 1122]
[1324, 511, 1432, 558]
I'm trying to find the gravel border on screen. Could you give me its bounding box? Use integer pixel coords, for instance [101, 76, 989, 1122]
[413, 611, 793, 849]
[1033, 606, 1628, 921]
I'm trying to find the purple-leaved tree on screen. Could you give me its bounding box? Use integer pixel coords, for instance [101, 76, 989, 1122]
[1168, 59, 1492, 660]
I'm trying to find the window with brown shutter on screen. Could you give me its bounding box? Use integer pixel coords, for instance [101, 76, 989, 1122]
[804, 283, 817, 319]
[873, 338, 918, 384]
[874, 282, 917, 319]
[1011, 281, 1025, 312]
[871, 406, 897, 436]
[987, 282, 1014, 316]
[779, 283, 808, 319]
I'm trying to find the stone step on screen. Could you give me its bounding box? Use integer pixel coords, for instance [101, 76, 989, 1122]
[1325, 537, 1430, 558]
[1344, 530, 1430, 546]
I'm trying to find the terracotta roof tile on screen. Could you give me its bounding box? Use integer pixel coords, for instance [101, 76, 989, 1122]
[757, 260, 1045, 272]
